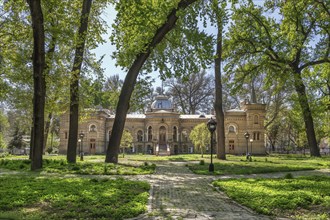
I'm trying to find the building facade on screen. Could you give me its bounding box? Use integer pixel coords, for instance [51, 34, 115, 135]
[59, 96, 266, 155]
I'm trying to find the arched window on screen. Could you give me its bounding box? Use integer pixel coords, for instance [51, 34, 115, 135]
[89, 124, 97, 132]
[148, 126, 152, 141]
[137, 130, 143, 142]
[159, 126, 166, 143]
[228, 125, 236, 133]
[254, 115, 259, 124]
[182, 130, 188, 142]
[173, 126, 178, 142]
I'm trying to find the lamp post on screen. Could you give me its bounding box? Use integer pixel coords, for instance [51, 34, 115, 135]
[78, 138, 82, 159]
[250, 138, 253, 157]
[244, 132, 250, 160]
[207, 117, 217, 172]
[79, 132, 85, 161]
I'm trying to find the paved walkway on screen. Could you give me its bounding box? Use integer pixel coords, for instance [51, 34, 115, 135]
[127, 162, 274, 220]
[2, 162, 329, 220]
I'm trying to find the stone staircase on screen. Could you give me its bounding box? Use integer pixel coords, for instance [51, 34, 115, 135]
[157, 144, 169, 156]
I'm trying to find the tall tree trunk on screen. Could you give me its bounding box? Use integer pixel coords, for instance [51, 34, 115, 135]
[214, 0, 226, 160]
[27, 0, 46, 170]
[67, 0, 93, 163]
[105, 0, 197, 163]
[293, 70, 320, 157]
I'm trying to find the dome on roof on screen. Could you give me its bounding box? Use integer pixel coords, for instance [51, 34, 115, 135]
[151, 95, 172, 110]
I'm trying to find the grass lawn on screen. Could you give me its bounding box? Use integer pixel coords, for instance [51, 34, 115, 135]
[213, 175, 330, 219]
[0, 157, 156, 175]
[188, 154, 330, 175]
[0, 175, 150, 219]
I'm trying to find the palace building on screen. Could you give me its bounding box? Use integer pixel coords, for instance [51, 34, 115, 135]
[59, 95, 266, 155]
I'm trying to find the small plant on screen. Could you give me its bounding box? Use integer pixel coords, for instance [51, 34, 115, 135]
[144, 161, 149, 166]
[284, 173, 294, 179]
[103, 164, 108, 174]
[199, 160, 205, 165]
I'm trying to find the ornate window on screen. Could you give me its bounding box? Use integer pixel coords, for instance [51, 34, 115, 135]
[148, 126, 152, 141]
[254, 115, 259, 124]
[89, 124, 97, 132]
[137, 130, 143, 142]
[173, 126, 178, 142]
[228, 125, 236, 133]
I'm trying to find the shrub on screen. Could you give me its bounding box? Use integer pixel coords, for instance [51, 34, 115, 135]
[284, 173, 294, 179]
[199, 160, 205, 165]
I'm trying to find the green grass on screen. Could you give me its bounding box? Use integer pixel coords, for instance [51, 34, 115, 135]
[188, 155, 330, 175]
[0, 176, 150, 219]
[213, 175, 330, 219]
[121, 153, 203, 162]
[0, 158, 156, 175]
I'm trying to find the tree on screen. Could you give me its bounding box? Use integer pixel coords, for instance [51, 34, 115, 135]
[120, 130, 133, 158]
[67, 0, 93, 163]
[105, 0, 198, 163]
[189, 123, 210, 157]
[165, 70, 214, 114]
[1, 1, 107, 162]
[211, 0, 227, 160]
[27, 0, 46, 170]
[8, 126, 26, 150]
[224, 0, 329, 157]
[0, 133, 6, 149]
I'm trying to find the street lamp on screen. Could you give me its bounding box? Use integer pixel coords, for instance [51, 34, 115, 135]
[79, 132, 85, 161]
[207, 117, 217, 172]
[250, 138, 253, 157]
[244, 132, 250, 160]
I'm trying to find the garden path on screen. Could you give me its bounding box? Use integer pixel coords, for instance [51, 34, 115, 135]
[127, 161, 274, 220]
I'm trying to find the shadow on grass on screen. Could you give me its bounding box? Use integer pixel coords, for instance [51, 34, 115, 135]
[189, 160, 318, 175]
[0, 176, 150, 219]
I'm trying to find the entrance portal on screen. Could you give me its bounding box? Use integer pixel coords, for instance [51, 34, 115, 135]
[158, 126, 167, 154]
[90, 139, 96, 154]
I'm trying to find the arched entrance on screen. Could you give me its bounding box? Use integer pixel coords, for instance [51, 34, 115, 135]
[158, 126, 167, 154]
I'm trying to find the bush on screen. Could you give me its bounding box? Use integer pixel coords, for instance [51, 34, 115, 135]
[199, 160, 205, 165]
[284, 173, 294, 179]
[0, 152, 9, 158]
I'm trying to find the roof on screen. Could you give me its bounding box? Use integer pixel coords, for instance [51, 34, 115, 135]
[151, 95, 173, 110]
[126, 114, 145, 119]
[180, 114, 215, 119]
[226, 109, 245, 112]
